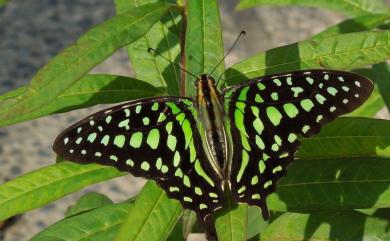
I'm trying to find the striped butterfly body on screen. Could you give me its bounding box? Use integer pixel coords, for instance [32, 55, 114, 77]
[53, 69, 373, 221]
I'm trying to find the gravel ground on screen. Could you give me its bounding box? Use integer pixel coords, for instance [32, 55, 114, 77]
[0, 0, 384, 240]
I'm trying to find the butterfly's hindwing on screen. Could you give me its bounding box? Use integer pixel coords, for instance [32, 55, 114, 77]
[224, 70, 373, 218]
[53, 97, 224, 220]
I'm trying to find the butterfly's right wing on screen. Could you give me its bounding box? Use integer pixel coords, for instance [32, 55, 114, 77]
[224, 70, 373, 219]
[53, 97, 224, 220]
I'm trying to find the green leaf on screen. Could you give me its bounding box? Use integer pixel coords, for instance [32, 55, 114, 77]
[298, 117, 390, 159]
[0, 74, 162, 127]
[115, 0, 181, 96]
[184, 0, 224, 96]
[256, 211, 390, 241]
[236, 0, 389, 17]
[226, 30, 390, 85]
[0, 161, 124, 222]
[372, 62, 390, 111]
[267, 118, 390, 212]
[114, 181, 182, 241]
[215, 196, 248, 241]
[0, 3, 173, 126]
[65, 192, 113, 217]
[30, 202, 133, 241]
[312, 14, 390, 40]
[246, 206, 268, 240]
[166, 219, 186, 241]
[0, 0, 7, 7]
[181, 210, 198, 238]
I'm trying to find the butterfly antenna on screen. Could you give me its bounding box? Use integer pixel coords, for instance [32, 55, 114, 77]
[148, 48, 198, 79]
[209, 30, 246, 78]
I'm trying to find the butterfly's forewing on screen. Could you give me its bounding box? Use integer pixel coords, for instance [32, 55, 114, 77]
[53, 97, 224, 220]
[224, 70, 373, 219]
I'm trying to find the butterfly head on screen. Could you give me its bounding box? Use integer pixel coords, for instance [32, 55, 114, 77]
[196, 74, 219, 102]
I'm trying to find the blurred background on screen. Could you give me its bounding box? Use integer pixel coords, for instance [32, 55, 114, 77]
[0, 0, 387, 240]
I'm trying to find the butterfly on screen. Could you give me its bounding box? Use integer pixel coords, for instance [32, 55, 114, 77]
[53, 69, 373, 221]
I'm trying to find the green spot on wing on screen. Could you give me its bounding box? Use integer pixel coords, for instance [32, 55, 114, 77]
[173, 151, 181, 167]
[101, 135, 110, 146]
[156, 157, 162, 170]
[183, 175, 191, 187]
[130, 132, 143, 148]
[114, 135, 125, 148]
[167, 102, 181, 114]
[237, 150, 249, 182]
[166, 122, 173, 134]
[253, 118, 264, 134]
[266, 107, 282, 126]
[118, 119, 130, 130]
[126, 159, 134, 167]
[283, 103, 299, 118]
[141, 161, 150, 171]
[238, 87, 249, 101]
[175, 168, 183, 177]
[301, 99, 314, 112]
[167, 135, 177, 151]
[151, 102, 159, 111]
[143, 117, 150, 125]
[146, 129, 160, 149]
[315, 94, 326, 104]
[259, 160, 265, 174]
[288, 133, 297, 143]
[195, 160, 214, 187]
[327, 87, 338, 96]
[87, 133, 97, 143]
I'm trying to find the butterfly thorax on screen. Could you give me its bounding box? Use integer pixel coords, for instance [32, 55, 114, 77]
[195, 74, 230, 182]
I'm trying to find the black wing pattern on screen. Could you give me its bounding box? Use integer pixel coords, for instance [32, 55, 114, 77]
[223, 69, 373, 219]
[53, 97, 224, 220]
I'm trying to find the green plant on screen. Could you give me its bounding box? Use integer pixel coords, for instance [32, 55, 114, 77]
[0, 0, 390, 240]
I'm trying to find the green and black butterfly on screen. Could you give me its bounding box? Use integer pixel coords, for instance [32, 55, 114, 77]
[53, 69, 373, 221]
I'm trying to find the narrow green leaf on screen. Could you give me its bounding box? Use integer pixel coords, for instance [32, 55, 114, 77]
[256, 211, 390, 241]
[372, 62, 390, 111]
[0, 0, 7, 7]
[114, 181, 182, 241]
[0, 74, 162, 127]
[267, 118, 390, 212]
[312, 14, 390, 40]
[115, 0, 181, 96]
[236, 0, 389, 17]
[0, 161, 124, 222]
[65, 192, 113, 217]
[226, 31, 390, 85]
[0, 3, 173, 125]
[215, 196, 247, 241]
[185, 0, 224, 96]
[30, 202, 133, 241]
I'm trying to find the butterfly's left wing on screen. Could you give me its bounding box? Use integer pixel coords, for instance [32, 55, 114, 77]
[224, 69, 373, 219]
[53, 97, 224, 220]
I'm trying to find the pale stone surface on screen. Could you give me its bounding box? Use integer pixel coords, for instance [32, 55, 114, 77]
[0, 1, 386, 241]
